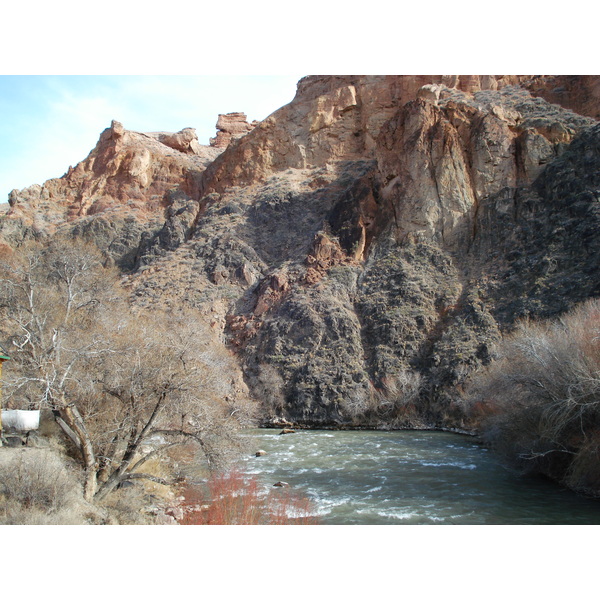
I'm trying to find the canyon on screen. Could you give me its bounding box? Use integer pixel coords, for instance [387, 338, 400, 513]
[1, 74, 599, 430]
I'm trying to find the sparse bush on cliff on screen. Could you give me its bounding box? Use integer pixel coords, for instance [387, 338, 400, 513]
[252, 363, 286, 417]
[366, 369, 423, 427]
[466, 298, 600, 495]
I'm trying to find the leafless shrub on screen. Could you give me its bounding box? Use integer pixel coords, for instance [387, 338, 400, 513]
[343, 385, 372, 418]
[466, 298, 600, 494]
[0, 449, 85, 524]
[378, 370, 423, 426]
[381, 370, 422, 406]
[356, 369, 423, 427]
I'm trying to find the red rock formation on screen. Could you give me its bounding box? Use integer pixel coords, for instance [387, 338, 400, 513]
[4, 120, 222, 234]
[209, 112, 256, 148]
[254, 270, 290, 317]
[199, 76, 596, 255]
[2, 75, 600, 432]
[304, 232, 353, 284]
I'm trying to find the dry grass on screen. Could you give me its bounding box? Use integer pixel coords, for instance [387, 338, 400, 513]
[0, 446, 163, 524]
[0, 448, 89, 524]
[95, 484, 155, 525]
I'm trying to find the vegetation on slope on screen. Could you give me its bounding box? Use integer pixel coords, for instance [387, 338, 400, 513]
[0, 238, 255, 513]
[467, 298, 600, 495]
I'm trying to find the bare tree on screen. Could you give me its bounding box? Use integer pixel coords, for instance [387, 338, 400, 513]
[0, 240, 120, 501]
[0, 239, 255, 501]
[88, 309, 255, 502]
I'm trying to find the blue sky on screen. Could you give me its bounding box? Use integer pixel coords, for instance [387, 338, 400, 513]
[0, 75, 303, 201]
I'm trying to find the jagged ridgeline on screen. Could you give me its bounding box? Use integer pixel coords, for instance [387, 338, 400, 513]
[2, 75, 599, 430]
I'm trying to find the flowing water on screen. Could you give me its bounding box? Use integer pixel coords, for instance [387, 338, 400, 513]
[238, 429, 600, 524]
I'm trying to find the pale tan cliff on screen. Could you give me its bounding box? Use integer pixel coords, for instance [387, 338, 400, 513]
[199, 75, 594, 196]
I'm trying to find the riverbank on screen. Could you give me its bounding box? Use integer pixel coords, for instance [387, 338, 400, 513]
[259, 419, 479, 437]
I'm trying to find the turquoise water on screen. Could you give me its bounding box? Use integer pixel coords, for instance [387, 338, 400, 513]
[238, 429, 600, 524]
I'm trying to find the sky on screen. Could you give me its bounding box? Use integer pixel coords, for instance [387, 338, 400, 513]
[0, 75, 303, 200]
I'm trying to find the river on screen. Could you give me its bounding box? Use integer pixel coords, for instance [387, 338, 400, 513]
[238, 429, 600, 524]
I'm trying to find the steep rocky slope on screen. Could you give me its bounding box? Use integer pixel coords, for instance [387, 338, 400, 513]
[2, 75, 599, 429]
[1, 121, 222, 268]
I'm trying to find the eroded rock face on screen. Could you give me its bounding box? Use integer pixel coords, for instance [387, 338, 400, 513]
[6, 120, 221, 221]
[192, 75, 598, 427]
[209, 113, 257, 148]
[376, 85, 594, 251]
[2, 75, 599, 430]
[198, 75, 595, 197]
[523, 75, 600, 120]
[1, 120, 223, 267]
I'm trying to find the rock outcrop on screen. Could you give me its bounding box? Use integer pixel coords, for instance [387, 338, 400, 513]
[1, 120, 223, 268]
[1, 75, 599, 430]
[148, 127, 205, 154]
[523, 75, 600, 120]
[209, 113, 257, 148]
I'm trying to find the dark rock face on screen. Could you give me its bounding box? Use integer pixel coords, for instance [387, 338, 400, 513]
[1, 76, 599, 430]
[479, 123, 600, 323]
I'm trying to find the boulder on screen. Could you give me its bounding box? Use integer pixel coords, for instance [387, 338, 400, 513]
[3, 435, 24, 447]
[417, 84, 444, 104]
[156, 128, 202, 154]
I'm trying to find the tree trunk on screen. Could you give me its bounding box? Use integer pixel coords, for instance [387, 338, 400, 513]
[61, 404, 97, 501]
[93, 472, 123, 502]
[94, 394, 168, 502]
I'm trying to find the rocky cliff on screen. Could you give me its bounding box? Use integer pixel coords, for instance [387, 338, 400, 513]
[2, 75, 599, 429]
[1, 121, 222, 268]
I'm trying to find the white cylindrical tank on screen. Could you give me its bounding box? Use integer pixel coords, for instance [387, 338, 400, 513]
[2, 409, 41, 431]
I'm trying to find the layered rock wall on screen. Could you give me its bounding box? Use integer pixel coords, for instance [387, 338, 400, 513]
[1, 120, 223, 268]
[1, 75, 599, 429]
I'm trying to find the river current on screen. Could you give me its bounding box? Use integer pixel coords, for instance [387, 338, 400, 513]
[238, 429, 600, 524]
